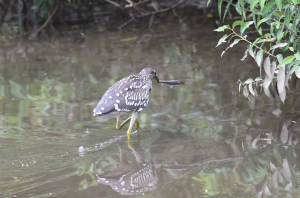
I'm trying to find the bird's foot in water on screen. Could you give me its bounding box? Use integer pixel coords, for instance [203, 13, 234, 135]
[127, 130, 140, 149]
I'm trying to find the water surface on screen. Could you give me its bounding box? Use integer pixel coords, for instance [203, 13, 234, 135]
[1, 22, 300, 197]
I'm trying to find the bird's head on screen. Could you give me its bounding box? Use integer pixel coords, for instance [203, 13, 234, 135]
[139, 68, 159, 83]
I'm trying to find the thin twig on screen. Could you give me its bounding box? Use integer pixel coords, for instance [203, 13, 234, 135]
[129, 0, 150, 7]
[230, 27, 277, 58]
[148, 14, 154, 29]
[133, 0, 187, 18]
[104, 0, 123, 9]
[172, 8, 179, 17]
[286, 1, 300, 8]
[118, 18, 134, 30]
[35, 2, 59, 36]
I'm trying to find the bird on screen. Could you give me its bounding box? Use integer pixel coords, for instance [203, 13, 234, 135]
[93, 68, 159, 139]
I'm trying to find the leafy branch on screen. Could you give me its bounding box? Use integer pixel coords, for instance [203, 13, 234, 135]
[213, 0, 300, 103]
[230, 27, 276, 59]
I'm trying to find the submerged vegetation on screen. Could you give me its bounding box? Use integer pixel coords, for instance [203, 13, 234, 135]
[213, 0, 300, 103]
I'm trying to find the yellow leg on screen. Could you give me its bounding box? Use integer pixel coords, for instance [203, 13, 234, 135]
[127, 127, 132, 140]
[135, 120, 139, 130]
[127, 137, 140, 149]
[127, 111, 139, 140]
[116, 117, 131, 130]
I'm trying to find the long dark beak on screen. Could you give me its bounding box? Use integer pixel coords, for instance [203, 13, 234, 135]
[154, 76, 159, 83]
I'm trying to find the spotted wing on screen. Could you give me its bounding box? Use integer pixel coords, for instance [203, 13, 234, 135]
[93, 74, 151, 116]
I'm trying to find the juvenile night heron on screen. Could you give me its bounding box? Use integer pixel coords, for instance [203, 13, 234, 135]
[93, 68, 159, 139]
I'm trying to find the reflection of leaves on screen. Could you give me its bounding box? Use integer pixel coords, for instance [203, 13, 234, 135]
[271, 171, 278, 189]
[9, 80, 26, 99]
[283, 158, 291, 182]
[270, 162, 277, 173]
[280, 123, 288, 144]
[277, 67, 286, 103]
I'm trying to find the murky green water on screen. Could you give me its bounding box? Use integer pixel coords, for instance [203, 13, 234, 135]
[1, 23, 300, 198]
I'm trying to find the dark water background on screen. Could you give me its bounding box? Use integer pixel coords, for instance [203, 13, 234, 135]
[1, 21, 300, 198]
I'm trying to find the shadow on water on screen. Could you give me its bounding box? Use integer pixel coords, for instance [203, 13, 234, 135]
[1, 22, 300, 197]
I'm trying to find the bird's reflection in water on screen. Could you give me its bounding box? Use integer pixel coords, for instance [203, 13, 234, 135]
[91, 130, 234, 196]
[96, 139, 161, 195]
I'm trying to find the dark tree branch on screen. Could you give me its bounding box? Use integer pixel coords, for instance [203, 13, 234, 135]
[118, 18, 134, 30]
[148, 14, 154, 29]
[119, 0, 187, 29]
[35, 2, 59, 36]
[133, 0, 187, 18]
[104, 0, 123, 9]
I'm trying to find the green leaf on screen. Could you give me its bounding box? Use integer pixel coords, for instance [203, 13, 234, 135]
[258, 27, 262, 35]
[240, 21, 254, 34]
[264, 57, 272, 78]
[275, 0, 282, 10]
[253, 14, 257, 28]
[242, 9, 246, 22]
[218, 0, 222, 19]
[223, 0, 233, 21]
[229, 39, 241, 48]
[238, 0, 245, 7]
[276, 25, 284, 41]
[41, 2, 47, 18]
[262, 0, 275, 15]
[250, 0, 260, 10]
[241, 48, 249, 61]
[253, 37, 262, 45]
[277, 56, 295, 68]
[31, 0, 44, 9]
[207, 0, 212, 6]
[255, 77, 263, 81]
[270, 43, 288, 50]
[248, 45, 255, 59]
[285, 7, 291, 27]
[222, 39, 242, 57]
[214, 25, 230, 32]
[290, 61, 300, 74]
[295, 52, 300, 60]
[292, 16, 299, 31]
[245, 78, 254, 84]
[257, 38, 275, 43]
[235, 1, 243, 15]
[255, 49, 264, 67]
[232, 21, 244, 28]
[216, 34, 229, 47]
[257, 18, 268, 29]
[47, 0, 53, 5]
[260, 0, 266, 11]
[277, 54, 283, 63]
